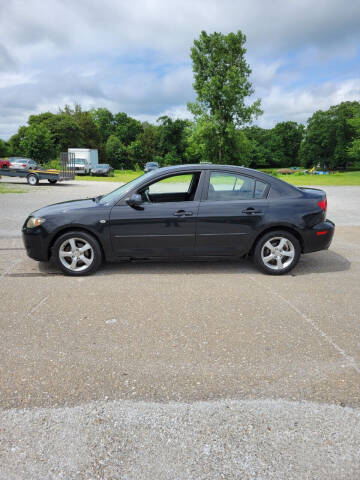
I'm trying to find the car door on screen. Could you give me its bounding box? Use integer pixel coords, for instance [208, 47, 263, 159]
[109, 171, 204, 258]
[196, 170, 269, 256]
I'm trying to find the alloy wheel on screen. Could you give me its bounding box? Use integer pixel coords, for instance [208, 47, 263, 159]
[58, 237, 94, 272]
[261, 236, 295, 271]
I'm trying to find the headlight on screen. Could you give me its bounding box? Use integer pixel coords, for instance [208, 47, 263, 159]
[26, 217, 46, 228]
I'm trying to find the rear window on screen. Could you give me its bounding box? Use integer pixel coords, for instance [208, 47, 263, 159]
[207, 172, 255, 201]
[255, 180, 267, 198]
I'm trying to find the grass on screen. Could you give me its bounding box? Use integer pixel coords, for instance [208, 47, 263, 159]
[75, 170, 143, 183]
[0, 184, 27, 194]
[76, 169, 360, 186]
[277, 171, 360, 186]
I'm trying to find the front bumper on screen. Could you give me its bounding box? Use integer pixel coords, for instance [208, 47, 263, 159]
[302, 219, 335, 253]
[22, 227, 50, 261]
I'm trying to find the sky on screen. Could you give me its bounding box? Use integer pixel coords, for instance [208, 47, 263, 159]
[1, 0, 360, 140]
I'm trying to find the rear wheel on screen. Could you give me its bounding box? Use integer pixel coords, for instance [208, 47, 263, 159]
[53, 231, 102, 276]
[27, 173, 39, 185]
[253, 230, 300, 275]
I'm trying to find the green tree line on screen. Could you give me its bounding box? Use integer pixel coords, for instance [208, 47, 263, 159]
[1, 30, 360, 171]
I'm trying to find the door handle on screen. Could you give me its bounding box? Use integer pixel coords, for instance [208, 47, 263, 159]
[173, 210, 193, 217]
[242, 207, 263, 214]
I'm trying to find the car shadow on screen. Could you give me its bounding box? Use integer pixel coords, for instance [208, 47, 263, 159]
[39, 248, 351, 277]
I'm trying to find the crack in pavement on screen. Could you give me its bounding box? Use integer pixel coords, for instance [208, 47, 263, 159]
[250, 276, 360, 374]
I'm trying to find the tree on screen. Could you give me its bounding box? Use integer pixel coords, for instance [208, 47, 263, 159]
[105, 135, 127, 169]
[0, 139, 9, 157]
[272, 121, 304, 167]
[187, 118, 253, 166]
[8, 126, 28, 156]
[26, 108, 100, 155]
[347, 110, 360, 161]
[114, 112, 143, 146]
[44, 114, 82, 154]
[137, 123, 159, 163]
[20, 124, 54, 163]
[188, 30, 262, 163]
[157, 116, 189, 160]
[300, 102, 360, 169]
[73, 110, 101, 150]
[90, 108, 115, 144]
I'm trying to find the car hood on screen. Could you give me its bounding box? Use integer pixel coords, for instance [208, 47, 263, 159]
[30, 198, 99, 217]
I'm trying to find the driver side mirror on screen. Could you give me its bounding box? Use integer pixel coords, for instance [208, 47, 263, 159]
[126, 193, 143, 208]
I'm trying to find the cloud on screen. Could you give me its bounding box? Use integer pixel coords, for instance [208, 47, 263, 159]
[258, 78, 360, 127]
[0, 45, 16, 72]
[1, 0, 360, 138]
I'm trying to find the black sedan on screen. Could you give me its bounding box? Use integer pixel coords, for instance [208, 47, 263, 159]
[91, 164, 114, 176]
[22, 164, 335, 276]
[144, 161, 159, 172]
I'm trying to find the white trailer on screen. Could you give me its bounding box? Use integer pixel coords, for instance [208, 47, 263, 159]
[68, 148, 98, 175]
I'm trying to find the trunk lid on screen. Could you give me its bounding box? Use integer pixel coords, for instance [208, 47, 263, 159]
[298, 187, 327, 221]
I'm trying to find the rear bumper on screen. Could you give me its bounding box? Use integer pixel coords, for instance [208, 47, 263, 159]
[302, 219, 335, 253]
[22, 228, 50, 261]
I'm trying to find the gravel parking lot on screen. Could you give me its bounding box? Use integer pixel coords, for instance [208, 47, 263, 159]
[1, 178, 360, 479]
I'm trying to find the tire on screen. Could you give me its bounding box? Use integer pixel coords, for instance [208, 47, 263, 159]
[53, 231, 102, 276]
[27, 173, 39, 185]
[253, 230, 300, 275]
[48, 179, 57, 184]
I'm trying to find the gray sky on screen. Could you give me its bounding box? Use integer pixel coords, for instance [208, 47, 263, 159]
[1, 0, 360, 139]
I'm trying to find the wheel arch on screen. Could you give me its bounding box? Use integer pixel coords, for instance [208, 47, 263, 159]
[48, 226, 106, 260]
[249, 225, 304, 255]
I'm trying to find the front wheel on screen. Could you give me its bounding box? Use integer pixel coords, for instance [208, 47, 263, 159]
[53, 231, 102, 276]
[253, 230, 300, 275]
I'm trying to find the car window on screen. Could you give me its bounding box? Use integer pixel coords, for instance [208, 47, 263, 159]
[255, 180, 267, 198]
[139, 173, 200, 203]
[207, 172, 256, 201]
[148, 174, 192, 194]
[99, 171, 156, 204]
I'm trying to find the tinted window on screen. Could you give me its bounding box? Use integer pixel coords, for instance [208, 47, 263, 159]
[136, 173, 200, 203]
[207, 172, 255, 201]
[255, 180, 267, 198]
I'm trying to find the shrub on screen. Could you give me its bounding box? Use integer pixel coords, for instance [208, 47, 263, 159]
[44, 159, 60, 169]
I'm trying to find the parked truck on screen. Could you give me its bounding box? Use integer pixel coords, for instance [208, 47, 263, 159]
[68, 148, 99, 175]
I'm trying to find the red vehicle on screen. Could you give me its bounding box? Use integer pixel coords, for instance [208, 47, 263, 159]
[0, 158, 10, 169]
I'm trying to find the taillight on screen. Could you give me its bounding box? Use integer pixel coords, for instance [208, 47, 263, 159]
[22, 163, 26, 167]
[317, 198, 327, 212]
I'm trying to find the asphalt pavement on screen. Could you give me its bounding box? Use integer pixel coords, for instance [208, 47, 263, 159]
[1, 178, 360, 479]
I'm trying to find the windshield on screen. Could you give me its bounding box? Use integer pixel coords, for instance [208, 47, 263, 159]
[98, 171, 156, 204]
[75, 159, 86, 165]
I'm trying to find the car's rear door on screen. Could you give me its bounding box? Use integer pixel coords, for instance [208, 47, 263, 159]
[195, 170, 269, 256]
[109, 170, 204, 258]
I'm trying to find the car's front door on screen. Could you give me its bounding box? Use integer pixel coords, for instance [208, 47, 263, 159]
[196, 170, 269, 256]
[110, 171, 203, 257]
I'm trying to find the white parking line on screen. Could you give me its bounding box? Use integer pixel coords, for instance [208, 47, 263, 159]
[250, 276, 360, 374]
